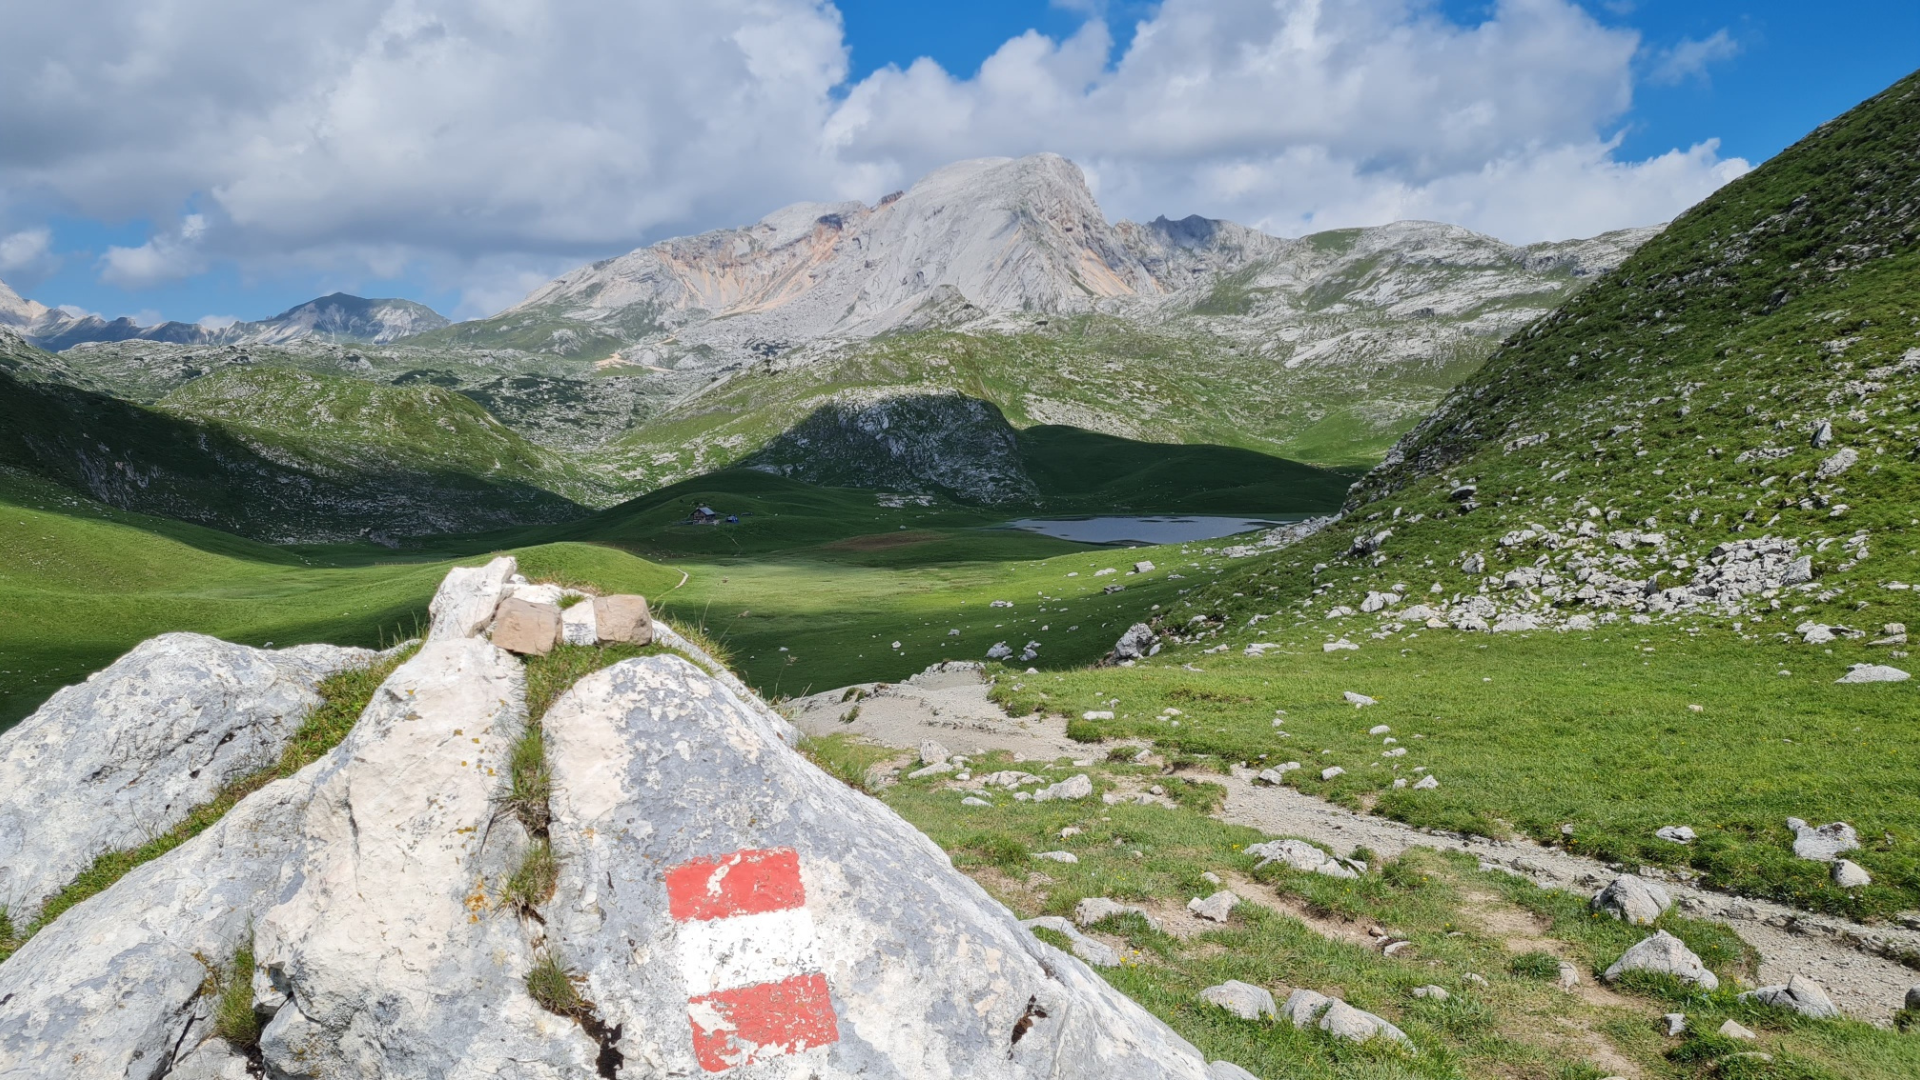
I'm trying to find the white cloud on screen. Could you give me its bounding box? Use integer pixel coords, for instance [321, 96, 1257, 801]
[0, 227, 56, 284]
[0, 0, 1749, 305]
[197, 314, 239, 330]
[99, 213, 210, 288]
[1649, 29, 1740, 86]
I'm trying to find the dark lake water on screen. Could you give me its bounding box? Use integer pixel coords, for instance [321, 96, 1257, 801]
[1000, 515, 1304, 546]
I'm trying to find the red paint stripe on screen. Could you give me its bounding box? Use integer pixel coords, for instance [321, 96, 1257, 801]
[666, 847, 806, 922]
[688, 973, 839, 1073]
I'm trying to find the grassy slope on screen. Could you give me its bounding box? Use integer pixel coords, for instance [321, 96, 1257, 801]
[993, 71, 1920, 917]
[0, 470, 680, 730]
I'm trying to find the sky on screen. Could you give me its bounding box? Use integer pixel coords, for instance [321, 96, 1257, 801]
[0, 1, 1913, 328]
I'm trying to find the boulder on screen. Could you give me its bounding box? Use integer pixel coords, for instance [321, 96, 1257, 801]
[1719, 1019, 1757, 1040]
[1188, 890, 1239, 922]
[593, 593, 653, 645]
[1318, 1000, 1412, 1046]
[1412, 985, 1449, 1001]
[491, 597, 562, 655]
[1662, 1013, 1687, 1036]
[1602, 930, 1719, 990]
[253, 637, 589, 1077]
[1739, 974, 1838, 1019]
[0, 632, 374, 920]
[919, 739, 951, 765]
[560, 600, 599, 645]
[427, 555, 517, 639]
[1836, 663, 1909, 684]
[537, 655, 1218, 1077]
[1280, 988, 1330, 1027]
[1200, 981, 1275, 1021]
[1591, 874, 1674, 925]
[1023, 916, 1120, 968]
[1787, 818, 1860, 861]
[1655, 825, 1695, 844]
[1110, 623, 1160, 662]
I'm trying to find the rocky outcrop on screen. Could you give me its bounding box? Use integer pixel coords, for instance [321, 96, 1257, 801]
[0, 632, 374, 920]
[428, 555, 519, 640]
[0, 575, 1216, 1077]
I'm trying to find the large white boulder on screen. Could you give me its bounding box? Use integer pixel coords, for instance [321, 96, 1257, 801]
[0, 632, 374, 920]
[426, 555, 518, 639]
[539, 655, 1216, 1077]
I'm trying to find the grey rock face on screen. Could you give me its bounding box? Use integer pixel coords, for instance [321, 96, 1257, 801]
[1787, 818, 1861, 861]
[1591, 874, 1674, 926]
[1200, 981, 1276, 1021]
[427, 555, 517, 639]
[254, 636, 592, 1078]
[538, 655, 1215, 1078]
[1602, 930, 1719, 990]
[1739, 974, 1839, 1018]
[0, 632, 372, 920]
[0, 768, 313, 1079]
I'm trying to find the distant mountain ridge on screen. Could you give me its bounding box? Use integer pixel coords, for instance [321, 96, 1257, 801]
[418, 153, 1657, 374]
[0, 289, 450, 351]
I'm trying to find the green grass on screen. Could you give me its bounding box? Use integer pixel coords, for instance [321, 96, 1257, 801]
[208, 936, 263, 1051]
[858, 749, 1920, 1080]
[991, 626, 1920, 918]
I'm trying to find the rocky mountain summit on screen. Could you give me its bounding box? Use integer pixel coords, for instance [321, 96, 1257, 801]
[0, 287, 449, 352]
[0, 560, 1247, 1079]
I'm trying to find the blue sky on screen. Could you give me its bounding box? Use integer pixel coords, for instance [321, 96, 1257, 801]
[3, 0, 1915, 328]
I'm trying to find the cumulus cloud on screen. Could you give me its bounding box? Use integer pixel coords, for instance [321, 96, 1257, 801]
[0, 0, 1749, 307]
[196, 314, 239, 330]
[0, 227, 56, 284]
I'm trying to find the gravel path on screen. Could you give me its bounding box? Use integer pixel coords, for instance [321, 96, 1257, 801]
[786, 665, 1920, 1023]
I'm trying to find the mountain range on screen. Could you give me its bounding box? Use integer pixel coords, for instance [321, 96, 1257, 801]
[0, 289, 449, 351]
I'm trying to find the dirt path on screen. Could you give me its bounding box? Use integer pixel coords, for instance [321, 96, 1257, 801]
[786, 665, 1920, 1023]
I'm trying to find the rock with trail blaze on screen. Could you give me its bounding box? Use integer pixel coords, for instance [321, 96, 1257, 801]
[0, 632, 373, 921]
[594, 593, 654, 645]
[1739, 974, 1839, 1018]
[427, 555, 518, 639]
[1602, 930, 1719, 990]
[491, 596, 563, 655]
[1110, 622, 1160, 662]
[254, 637, 594, 1077]
[1590, 874, 1674, 925]
[538, 655, 1217, 1077]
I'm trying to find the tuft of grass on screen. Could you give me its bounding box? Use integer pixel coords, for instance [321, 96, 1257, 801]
[209, 937, 262, 1050]
[797, 733, 895, 794]
[523, 640, 673, 722]
[500, 726, 552, 835]
[504, 841, 561, 912]
[526, 951, 586, 1017]
[1509, 951, 1564, 980]
[556, 593, 586, 610]
[1, 647, 413, 962]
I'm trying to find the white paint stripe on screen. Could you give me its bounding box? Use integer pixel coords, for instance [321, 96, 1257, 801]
[677, 907, 822, 997]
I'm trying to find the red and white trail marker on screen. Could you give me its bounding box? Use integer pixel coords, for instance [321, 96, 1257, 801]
[666, 847, 840, 1073]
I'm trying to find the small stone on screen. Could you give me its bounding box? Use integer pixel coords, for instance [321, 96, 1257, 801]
[1462, 973, 1488, 988]
[1787, 818, 1861, 861]
[1033, 850, 1079, 864]
[1316, 1000, 1413, 1046]
[1739, 974, 1838, 1018]
[1188, 890, 1239, 923]
[1557, 961, 1580, 989]
[1033, 774, 1094, 802]
[1200, 981, 1275, 1021]
[906, 762, 955, 779]
[1321, 766, 1346, 780]
[1591, 874, 1674, 925]
[489, 597, 561, 655]
[1662, 1013, 1687, 1036]
[1133, 561, 1155, 575]
[592, 594, 653, 645]
[919, 739, 951, 765]
[1411, 985, 1449, 1001]
[1603, 930, 1719, 990]
[1905, 985, 1920, 1011]
[1718, 1019, 1757, 1040]
[1201, 871, 1222, 885]
[1412, 774, 1438, 790]
[1343, 691, 1377, 707]
[1368, 724, 1391, 735]
[1832, 859, 1872, 888]
[1655, 825, 1696, 844]
[961, 797, 990, 807]
[1836, 664, 1910, 684]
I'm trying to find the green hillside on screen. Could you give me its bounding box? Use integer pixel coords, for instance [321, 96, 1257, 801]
[1038, 69, 1920, 918]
